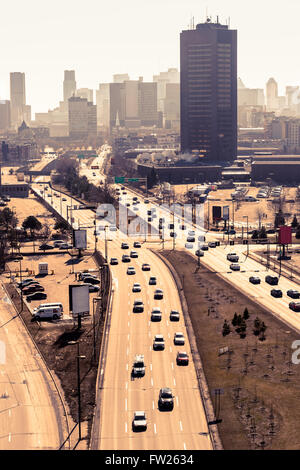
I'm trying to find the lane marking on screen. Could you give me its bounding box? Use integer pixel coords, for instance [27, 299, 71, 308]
[126, 364, 128, 371]
[8, 433, 11, 443]
[171, 362, 174, 370]
[151, 377, 153, 386]
[154, 423, 157, 434]
[173, 378, 176, 386]
[179, 421, 183, 431]
[125, 382, 128, 390]
[183, 442, 187, 450]
[125, 422, 127, 433]
[152, 400, 155, 410]
[125, 398, 127, 411]
[176, 396, 179, 407]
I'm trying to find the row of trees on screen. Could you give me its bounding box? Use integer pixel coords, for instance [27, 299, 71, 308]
[222, 309, 267, 341]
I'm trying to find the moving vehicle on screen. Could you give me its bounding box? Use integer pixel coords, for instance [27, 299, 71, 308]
[151, 308, 162, 321]
[32, 306, 62, 321]
[230, 263, 240, 271]
[195, 249, 204, 257]
[271, 289, 283, 298]
[287, 289, 300, 299]
[132, 355, 145, 377]
[133, 300, 144, 313]
[122, 254, 131, 263]
[289, 302, 300, 312]
[199, 244, 209, 251]
[208, 242, 217, 248]
[176, 351, 189, 366]
[170, 310, 180, 321]
[127, 266, 136, 275]
[132, 283, 141, 293]
[227, 253, 239, 262]
[265, 275, 279, 286]
[142, 263, 150, 271]
[154, 289, 163, 300]
[132, 411, 147, 431]
[185, 243, 193, 249]
[110, 258, 118, 265]
[121, 242, 129, 249]
[153, 334, 165, 351]
[249, 276, 261, 285]
[149, 276, 157, 285]
[187, 236, 195, 243]
[158, 388, 174, 411]
[130, 251, 138, 258]
[174, 332, 185, 346]
[133, 241, 141, 248]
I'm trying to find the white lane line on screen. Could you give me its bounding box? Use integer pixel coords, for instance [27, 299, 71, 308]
[151, 377, 154, 386]
[183, 442, 187, 450]
[149, 345, 152, 351]
[125, 422, 127, 433]
[171, 362, 174, 370]
[126, 363, 128, 371]
[179, 421, 183, 431]
[8, 409, 11, 417]
[152, 400, 155, 410]
[150, 363, 152, 371]
[128, 321, 130, 327]
[173, 378, 176, 386]
[125, 398, 127, 411]
[128, 334, 130, 340]
[126, 347, 129, 356]
[148, 331, 151, 337]
[170, 346, 172, 352]
[168, 333, 170, 338]
[176, 396, 179, 407]
[166, 320, 169, 326]
[154, 423, 157, 434]
[125, 382, 128, 390]
[8, 433, 11, 443]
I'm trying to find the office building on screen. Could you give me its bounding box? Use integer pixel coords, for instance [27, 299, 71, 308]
[68, 96, 97, 138]
[76, 88, 94, 103]
[113, 74, 130, 83]
[180, 19, 237, 162]
[0, 100, 11, 130]
[266, 78, 278, 112]
[63, 70, 76, 102]
[10, 72, 30, 127]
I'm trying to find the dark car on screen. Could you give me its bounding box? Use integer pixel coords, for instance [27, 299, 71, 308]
[149, 276, 157, 285]
[110, 258, 118, 265]
[39, 243, 54, 251]
[122, 254, 131, 263]
[27, 292, 47, 302]
[158, 388, 174, 411]
[121, 242, 129, 249]
[176, 351, 189, 366]
[265, 275, 279, 286]
[133, 241, 141, 248]
[289, 302, 300, 312]
[199, 244, 209, 251]
[18, 278, 35, 288]
[154, 289, 163, 300]
[249, 276, 261, 285]
[287, 289, 300, 299]
[170, 310, 180, 321]
[85, 283, 100, 293]
[22, 285, 44, 295]
[195, 250, 204, 257]
[133, 300, 144, 313]
[82, 277, 100, 285]
[142, 263, 150, 271]
[271, 289, 282, 298]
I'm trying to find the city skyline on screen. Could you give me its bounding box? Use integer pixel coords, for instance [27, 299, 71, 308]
[1, 0, 300, 114]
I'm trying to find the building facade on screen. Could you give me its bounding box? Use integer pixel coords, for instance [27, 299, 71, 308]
[180, 20, 237, 162]
[10, 72, 31, 127]
[63, 70, 76, 102]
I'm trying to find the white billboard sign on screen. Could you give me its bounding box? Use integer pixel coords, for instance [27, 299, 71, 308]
[73, 229, 87, 249]
[69, 284, 90, 317]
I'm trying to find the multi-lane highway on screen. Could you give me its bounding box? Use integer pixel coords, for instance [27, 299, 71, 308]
[32, 180, 213, 450]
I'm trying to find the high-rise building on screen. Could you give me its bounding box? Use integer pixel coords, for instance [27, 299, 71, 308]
[180, 19, 237, 162]
[113, 74, 130, 83]
[68, 96, 97, 138]
[0, 100, 11, 130]
[139, 82, 158, 126]
[10, 72, 29, 127]
[266, 78, 278, 111]
[63, 70, 76, 102]
[153, 68, 180, 127]
[76, 88, 94, 103]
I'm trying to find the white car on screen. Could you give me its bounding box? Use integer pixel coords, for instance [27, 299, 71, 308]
[127, 266, 136, 275]
[230, 263, 240, 271]
[227, 253, 239, 262]
[132, 411, 147, 431]
[132, 283, 141, 293]
[174, 332, 185, 346]
[153, 334, 165, 350]
[151, 308, 162, 321]
[130, 251, 138, 258]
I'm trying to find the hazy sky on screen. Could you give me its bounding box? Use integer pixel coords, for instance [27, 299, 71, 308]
[1, 0, 300, 115]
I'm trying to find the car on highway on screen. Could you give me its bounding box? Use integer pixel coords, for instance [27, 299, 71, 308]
[188, 230, 195, 237]
[144, 200, 149, 204]
[154, 288, 163, 300]
[132, 283, 141, 293]
[122, 254, 131, 263]
[271, 289, 283, 298]
[27, 291, 47, 302]
[180, 224, 186, 230]
[185, 243, 193, 249]
[121, 242, 129, 249]
[39, 243, 54, 251]
[86, 283, 100, 293]
[130, 251, 138, 258]
[109, 226, 117, 231]
[195, 249, 204, 257]
[176, 351, 189, 366]
[249, 276, 261, 285]
[227, 253, 239, 262]
[158, 388, 174, 411]
[0, 201, 7, 207]
[230, 263, 240, 271]
[289, 302, 300, 312]
[199, 244, 209, 251]
[174, 332, 185, 346]
[127, 266, 136, 275]
[142, 263, 150, 271]
[110, 258, 118, 265]
[132, 355, 145, 377]
[186, 236, 195, 243]
[133, 300, 144, 313]
[82, 276, 100, 285]
[149, 276, 157, 285]
[287, 289, 300, 299]
[170, 310, 180, 321]
[153, 334, 165, 351]
[62, 197, 67, 201]
[265, 275, 279, 285]
[208, 241, 217, 248]
[151, 308, 162, 321]
[133, 241, 141, 248]
[132, 411, 147, 432]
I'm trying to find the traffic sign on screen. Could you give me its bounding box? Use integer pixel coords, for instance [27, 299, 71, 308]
[114, 177, 125, 184]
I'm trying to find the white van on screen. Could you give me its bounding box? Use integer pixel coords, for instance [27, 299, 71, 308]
[34, 302, 63, 313]
[33, 306, 63, 321]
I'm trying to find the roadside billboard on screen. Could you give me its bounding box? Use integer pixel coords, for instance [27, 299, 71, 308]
[223, 206, 230, 221]
[73, 229, 87, 249]
[278, 225, 292, 245]
[69, 284, 90, 317]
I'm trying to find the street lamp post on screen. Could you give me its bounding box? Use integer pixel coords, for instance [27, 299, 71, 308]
[68, 341, 86, 442]
[19, 259, 23, 312]
[92, 297, 101, 362]
[243, 215, 249, 256]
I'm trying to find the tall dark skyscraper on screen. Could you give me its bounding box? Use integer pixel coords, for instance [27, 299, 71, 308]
[180, 19, 237, 162]
[63, 70, 76, 102]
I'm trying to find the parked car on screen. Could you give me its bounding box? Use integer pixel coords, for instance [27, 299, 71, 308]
[78, 272, 97, 281]
[27, 292, 47, 302]
[82, 276, 100, 285]
[59, 243, 73, 250]
[176, 351, 189, 366]
[17, 278, 35, 288]
[23, 285, 44, 295]
[53, 240, 65, 247]
[86, 283, 100, 293]
[39, 243, 54, 251]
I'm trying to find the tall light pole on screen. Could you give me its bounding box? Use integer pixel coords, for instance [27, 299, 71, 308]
[92, 297, 101, 363]
[243, 215, 249, 256]
[19, 258, 23, 312]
